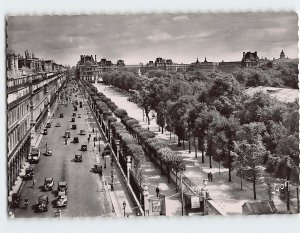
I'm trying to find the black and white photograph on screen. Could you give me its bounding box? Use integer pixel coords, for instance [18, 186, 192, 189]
[2, 1, 300, 232]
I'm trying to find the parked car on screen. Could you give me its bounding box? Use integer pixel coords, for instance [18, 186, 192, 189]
[73, 137, 79, 143]
[45, 147, 52, 156]
[78, 114, 81, 118]
[79, 130, 86, 135]
[93, 164, 103, 176]
[81, 145, 87, 151]
[71, 118, 75, 122]
[71, 124, 77, 130]
[74, 107, 77, 111]
[60, 113, 64, 118]
[57, 181, 68, 195]
[44, 178, 54, 191]
[24, 165, 35, 180]
[56, 192, 68, 207]
[72, 112, 76, 117]
[36, 195, 49, 212]
[56, 122, 61, 127]
[29, 148, 41, 163]
[74, 154, 82, 162]
[11, 193, 22, 208]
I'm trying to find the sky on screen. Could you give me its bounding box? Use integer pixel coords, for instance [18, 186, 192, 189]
[6, 13, 299, 66]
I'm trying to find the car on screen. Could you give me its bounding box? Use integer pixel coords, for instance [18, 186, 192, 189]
[93, 164, 103, 174]
[64, 131, 70, 138]
[73, 137, 79, 143]
[74, 154, 82, 162]
[57, 181, 68, 195]
[60, 113, 64, 118]
[29, 148, 41, 163]
[11, 193, 22, 208]
[71, 117, 75, 122]
[36, 195, 49, 212]
[71, 124, 77, 130]
[24, 165, 35, 180]
[56, 122, 61, 127]
[78, 114, 81, 118]
[81, 145, 87, 151]
[72, 112, 76, 117]
[75, 100, 78, 105]
[79, 130, 86, 135]
[46, 122, 52, 128]
[102, 149, 111, 157]
[44, 178, 54, 191]
[74, 107, 77, 111]
[43, 128, 48, 135]
[56, 192, 68, 207]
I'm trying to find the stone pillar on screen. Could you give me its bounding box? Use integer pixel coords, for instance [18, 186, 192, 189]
[127, 156, 131, 185]
[116, 140, 120, 161]
[143, 185, 150, 216]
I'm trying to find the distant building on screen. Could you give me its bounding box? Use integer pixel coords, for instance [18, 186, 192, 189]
[77, 55, 98, 82]
[241, 51, 259, 67]
[280, 50, 286, 59]
[117, 60, 125, 67]
[191, 57, 218, 71]
[242, 200, 277, 215]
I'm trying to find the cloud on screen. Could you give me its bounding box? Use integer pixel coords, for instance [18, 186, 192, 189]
[147, 32, 172, 42]
[172, 15, 189, 22]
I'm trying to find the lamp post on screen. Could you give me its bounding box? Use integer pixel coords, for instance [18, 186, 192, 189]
[123, 201, 126, 217]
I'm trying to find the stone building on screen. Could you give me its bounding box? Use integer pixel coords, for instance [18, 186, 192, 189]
[241, 51, 260, 67]
[280, 50, 286, 59]
[6, 51, 68, 192]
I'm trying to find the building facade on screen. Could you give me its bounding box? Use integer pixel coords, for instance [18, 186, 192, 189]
[7, 51, 68, 192]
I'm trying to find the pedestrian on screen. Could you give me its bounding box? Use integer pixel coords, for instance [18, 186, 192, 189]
[45, 141, 48, 148]
[207, 172, 210, 182]
[88, 137, 90, 143]
[156, 186, 160, 197]
[210, 172, 213, 182]
[32, 179, 36, 187]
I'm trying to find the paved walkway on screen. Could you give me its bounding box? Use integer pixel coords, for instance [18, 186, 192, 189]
[94, 83, 298, 215]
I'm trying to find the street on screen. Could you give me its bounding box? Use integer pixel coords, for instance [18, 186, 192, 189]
[13, 81, 114, 218]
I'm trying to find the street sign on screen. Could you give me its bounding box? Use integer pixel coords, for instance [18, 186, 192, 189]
[191, 196, 200, 209]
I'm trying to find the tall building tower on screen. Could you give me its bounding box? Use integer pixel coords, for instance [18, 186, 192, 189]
[280, 50, 286, 59]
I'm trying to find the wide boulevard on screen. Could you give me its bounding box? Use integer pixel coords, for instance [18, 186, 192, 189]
[14, 81, 114, 218]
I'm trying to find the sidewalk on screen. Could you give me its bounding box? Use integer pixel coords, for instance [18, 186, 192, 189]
[8, 130, 44, 204]
[85, 102, 137, 218]
[94, 83, 298, 215]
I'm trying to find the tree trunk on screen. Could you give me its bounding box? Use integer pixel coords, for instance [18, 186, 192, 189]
[219, 161, 220, 174]
[162, 127, 164, 134]
[209, 154, 212, 168]
[188, 138, 191, 154]
[177, 136, 181, 147]
[194, 136, 197, 158]
[228, 166, 232, 182]
[201, 149, 205, 163]
[253, 179, 257, 200]
[167, 168, 170, 183]
[170, 131, 171, 140]
[240, 176, 243, 190]
[182, 140, 185, 150]
[176, 171, 178, 191]
[158, 126, 160, 132]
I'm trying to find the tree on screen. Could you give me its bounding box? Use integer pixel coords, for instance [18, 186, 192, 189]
[233, 122, 267, 199]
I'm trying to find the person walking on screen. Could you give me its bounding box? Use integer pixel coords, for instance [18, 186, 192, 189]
[207, 172, 211, 182]
[210, 172, 213, 182]
[32, 179, 36, 187]
[156, 186, 160, 197]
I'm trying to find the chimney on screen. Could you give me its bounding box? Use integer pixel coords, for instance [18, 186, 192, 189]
[95, 55, 97, 62]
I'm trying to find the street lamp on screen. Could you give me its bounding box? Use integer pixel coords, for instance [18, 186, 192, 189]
[123, 201, 126, 217]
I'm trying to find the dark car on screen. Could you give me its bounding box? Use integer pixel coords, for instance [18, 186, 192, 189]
[73, 137, 79, 143]
[24, 165, 35, 180]
[81, 145, 87, 151]
[44, 178, 54, 191]
[79, 130, 86, 135]
[72, 112, 76, 117]
[71, 124, 77, 130]
[56, 122, 61, 127]
[44, 147, 52, 156]
[57, 181, 68, 195]
[12, 193, 22, 208]
[64, 131, 70, 138]
[71, 118, 75, 122]
[46, 122, 52, 128]
[60, 113, 64, 118]
[74, 107, 77, 111]
[93, 164, 103, 176]
[37, 195, 49, 212]
[74, 154, 82, 162]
